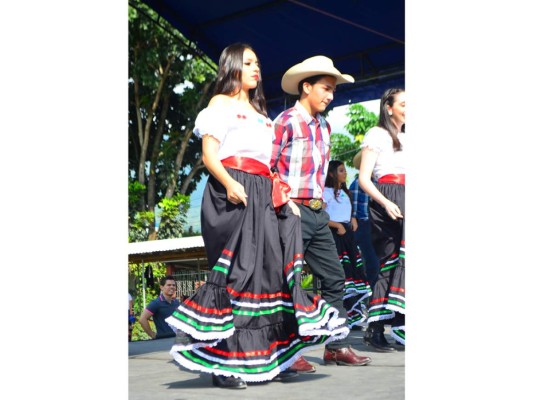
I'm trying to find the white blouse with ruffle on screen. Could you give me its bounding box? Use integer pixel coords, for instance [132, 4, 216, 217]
[193, 103, 275, 169]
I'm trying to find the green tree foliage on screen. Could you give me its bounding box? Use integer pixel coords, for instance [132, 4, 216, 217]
[128, 1, 217, 241]
[129, 261, 168, 341]
[157, 194, 190, 239]
[128, 180, 146, 221]
[129, 210, 155, 243]
[330, 104, 378, 167]
[129, 262, 168, 314]
[127, 4, 216, 339]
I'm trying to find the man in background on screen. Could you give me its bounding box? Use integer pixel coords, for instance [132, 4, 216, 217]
[139, 275, 179, 339]
[128, 292, 135, 341]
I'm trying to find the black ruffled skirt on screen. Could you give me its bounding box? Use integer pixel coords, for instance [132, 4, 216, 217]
[165, 168, 348, 382]
[367, 182, 405, 344]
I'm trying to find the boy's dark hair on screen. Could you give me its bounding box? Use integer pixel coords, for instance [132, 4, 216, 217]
[297, 74, 332, 96]
[160, 275, 176, 286]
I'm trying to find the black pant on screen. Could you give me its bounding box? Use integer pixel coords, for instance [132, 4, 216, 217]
[297, 203, 349, 349]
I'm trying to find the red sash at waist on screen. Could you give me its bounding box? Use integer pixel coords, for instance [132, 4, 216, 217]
[221, 156, 291, 208]
[378, 174, 405, 185]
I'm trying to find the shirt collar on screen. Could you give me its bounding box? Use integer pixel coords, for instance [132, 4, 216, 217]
[295, 100, 317, 126]
[159, 293, 174, 304]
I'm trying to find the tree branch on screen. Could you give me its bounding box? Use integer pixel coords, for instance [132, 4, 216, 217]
[147, 92, 171, 210]
[166, 79, 212, 198]
[180, 157, 205, 195]
[139, 53, 176, 186]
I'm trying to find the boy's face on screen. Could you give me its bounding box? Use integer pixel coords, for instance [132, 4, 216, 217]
[304, 76, 336, 115]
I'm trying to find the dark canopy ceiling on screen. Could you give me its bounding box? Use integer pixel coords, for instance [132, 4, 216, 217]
[141, 0, 405, 118]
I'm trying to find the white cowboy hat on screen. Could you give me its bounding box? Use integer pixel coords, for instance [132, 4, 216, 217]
[281, 55, 354, 95]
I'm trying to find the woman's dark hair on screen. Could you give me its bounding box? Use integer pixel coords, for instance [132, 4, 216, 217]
[213, 42, 268, 117]
[325, 161, 353, 215]
[378, 88, 405, 151]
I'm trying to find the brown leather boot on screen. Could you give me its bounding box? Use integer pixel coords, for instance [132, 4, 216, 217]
[323, 347, 372, 366]
[288, 355, 316, 373]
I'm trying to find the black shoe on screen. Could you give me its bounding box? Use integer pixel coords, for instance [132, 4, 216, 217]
[395, 339, 405, 347]
[363, 330, 397, 353]
[272, 370, 299, 382]
[212, 374, 247, 389]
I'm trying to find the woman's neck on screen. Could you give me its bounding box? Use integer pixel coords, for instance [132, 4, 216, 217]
[392, 119, 403, 132]
[230, 89, 250, 103]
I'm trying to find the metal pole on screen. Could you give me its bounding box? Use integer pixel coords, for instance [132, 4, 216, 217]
[142, 260, 146, 309]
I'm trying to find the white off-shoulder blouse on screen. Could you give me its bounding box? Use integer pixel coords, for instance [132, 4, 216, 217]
[360, 126, 405, 179]
[193, 103, 275, 168]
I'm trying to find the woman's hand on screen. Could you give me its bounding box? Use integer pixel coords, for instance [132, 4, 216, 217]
[225, 179, 248, 206]
[287, 200, 301, 217]
[350, 217, 358, 231]
[336, 223, 347, 236]
[202, 134, 248, 206]
[384, 199, 403, 220]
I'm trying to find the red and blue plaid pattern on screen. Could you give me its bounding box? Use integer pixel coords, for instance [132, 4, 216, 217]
[271, 102, 331, 199]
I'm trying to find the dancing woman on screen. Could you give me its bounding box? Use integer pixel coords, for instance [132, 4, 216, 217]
[359, 88, 406, 352]
[165, 43, 348, 389]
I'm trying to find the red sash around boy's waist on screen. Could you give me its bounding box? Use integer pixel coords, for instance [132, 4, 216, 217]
[378, 174, 405, 185]
[221, 156, 291, 208]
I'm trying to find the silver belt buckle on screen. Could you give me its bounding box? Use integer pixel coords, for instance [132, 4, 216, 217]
[308, 199, 322, 210]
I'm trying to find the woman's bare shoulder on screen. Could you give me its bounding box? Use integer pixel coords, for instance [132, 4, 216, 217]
[207, 94, 232, 108]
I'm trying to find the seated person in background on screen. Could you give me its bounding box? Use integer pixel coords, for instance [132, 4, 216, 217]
[139, 275, 179, 339]
[323, 160, 372, 329]
[128, 292, 135, 341]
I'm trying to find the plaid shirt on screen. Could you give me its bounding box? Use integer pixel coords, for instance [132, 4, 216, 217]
[271, 101, 331, 199]
[349, 177, 370, 220]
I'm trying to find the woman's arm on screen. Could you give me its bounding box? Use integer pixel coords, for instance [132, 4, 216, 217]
[202, 135, 248, 206]
[327, 219, 347, 235]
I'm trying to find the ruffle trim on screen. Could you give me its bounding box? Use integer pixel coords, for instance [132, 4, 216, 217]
[387, 304, 405, 315]
[296, 302, 345, 331]
[360, 143, 382, 154]
[344, 291, 371, 304]
[367, 313, 395, 323]
[165, 315, 234, 348]
[343, 287, 372, 298]
[169, 340, 336, 383]
[167, 301, 350, 380]
[391, 325, 405, 345]
[300, 324, 349, 340]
